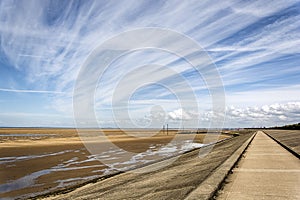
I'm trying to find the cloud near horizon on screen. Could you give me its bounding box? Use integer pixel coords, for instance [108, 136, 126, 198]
[224, 102, 300, 127]
[0, 0, 299, 128]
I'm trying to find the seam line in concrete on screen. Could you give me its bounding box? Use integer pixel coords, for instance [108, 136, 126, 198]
[233, 169, 300, 172]
[31, 135, 236, 199]
[263, 131, 300, 159]
[184, 132, 256, 200]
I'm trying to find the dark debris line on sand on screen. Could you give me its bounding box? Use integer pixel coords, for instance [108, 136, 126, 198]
[263, 130, 300, 157]
[41, 132, 254, 200]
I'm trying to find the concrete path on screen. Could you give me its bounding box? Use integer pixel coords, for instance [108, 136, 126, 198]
[43, 133, 253, 200]
[217, 131, 300, 200]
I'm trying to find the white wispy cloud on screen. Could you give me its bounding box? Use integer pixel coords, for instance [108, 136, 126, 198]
[0, 88, 64, 94]
[0, 0, 299, 127]
[226, 84, 300, 106]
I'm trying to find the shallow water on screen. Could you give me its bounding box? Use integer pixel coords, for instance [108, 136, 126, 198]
[0, 150, 74, 164]
[0, 140, 206, 199]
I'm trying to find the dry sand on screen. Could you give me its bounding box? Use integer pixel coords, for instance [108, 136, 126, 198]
[41, 131, 254, 200]
[0, 128, 229, 199]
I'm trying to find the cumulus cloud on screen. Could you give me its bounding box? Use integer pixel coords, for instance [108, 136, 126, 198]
[225, 102, 300, 127]
[0, 1, 299, 127]
[168, 108, 194, 121]
[167, 102, 300, 128]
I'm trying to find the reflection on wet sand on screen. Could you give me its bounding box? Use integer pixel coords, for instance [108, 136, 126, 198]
[0, 128, 228, 199]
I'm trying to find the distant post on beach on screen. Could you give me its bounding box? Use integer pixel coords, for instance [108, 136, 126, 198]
[167, 124, 168, 136]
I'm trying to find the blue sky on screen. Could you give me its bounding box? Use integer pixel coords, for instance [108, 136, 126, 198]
[0, 0, 299, 128]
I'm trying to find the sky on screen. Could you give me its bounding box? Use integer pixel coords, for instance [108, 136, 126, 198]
[0, 0, 299, 128]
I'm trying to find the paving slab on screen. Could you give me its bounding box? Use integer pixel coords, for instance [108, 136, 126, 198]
[40, 133, 254, 200]
[216, 131, 300, 200]
[264, 130, 300, 156]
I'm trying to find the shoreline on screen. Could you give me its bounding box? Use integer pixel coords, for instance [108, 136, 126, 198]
[1, 128, 232, 199]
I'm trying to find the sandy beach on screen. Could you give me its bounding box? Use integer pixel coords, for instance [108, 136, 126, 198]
[0, 128, 229, 199]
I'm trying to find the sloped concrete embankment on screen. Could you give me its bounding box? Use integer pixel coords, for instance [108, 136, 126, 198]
[185, 132, 256, 200]
[41, 132, 255, 200]
[263, 130, 300, 158]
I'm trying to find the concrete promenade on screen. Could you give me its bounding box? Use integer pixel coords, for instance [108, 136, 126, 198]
[217, 131, 300, 200]
[43, 133, 253, 200]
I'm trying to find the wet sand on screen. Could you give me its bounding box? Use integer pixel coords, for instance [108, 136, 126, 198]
[42, 132, 254, 200]
[0, 128, 229, 199]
